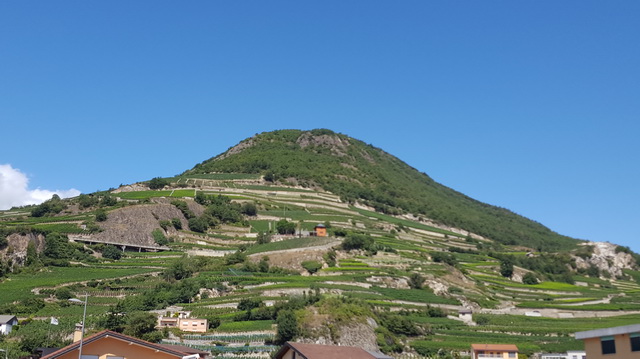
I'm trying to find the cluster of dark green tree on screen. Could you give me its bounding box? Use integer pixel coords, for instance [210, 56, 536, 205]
[30, 194, 67, 217]
[76, 193, 118, 209]
[185, 129, 578, 251]
[491, 252, 578, 284]
[171, 195, 254, 234]
[147, 177, 170, 189]
[24, 232, 97, 268]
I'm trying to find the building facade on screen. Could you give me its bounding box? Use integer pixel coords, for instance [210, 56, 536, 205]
[470, 344, 518, 359]
[575, 324, 640, 359]
[157, 317, 208, 333]
[0, 315, 18, 335]
[41, 330, 191, 359]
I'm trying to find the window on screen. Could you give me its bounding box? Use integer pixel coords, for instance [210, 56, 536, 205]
[80, 356, 99, 359]
[631, 333, 640, 352]
[508, 352, 516, 358]
[601, 336, 616, 355]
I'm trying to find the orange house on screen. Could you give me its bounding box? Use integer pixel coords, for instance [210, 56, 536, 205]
[314, 224, 327, 237]
[41, 330, 194, 359]
[471, 344, 519, 359]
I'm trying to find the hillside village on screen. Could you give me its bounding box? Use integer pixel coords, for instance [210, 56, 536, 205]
[1, 131, 640, 359]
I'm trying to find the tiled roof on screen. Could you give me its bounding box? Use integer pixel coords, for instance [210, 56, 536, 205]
[471, 344, 519, 352]
[159, 343, 210, 355]
[41, 330, 188, 359]
[276, 342, 380, 359]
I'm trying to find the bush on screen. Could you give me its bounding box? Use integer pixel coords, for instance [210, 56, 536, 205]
[475, 314, 490, 325]
[301, 260, 322, 274]
[409, 272, 425, 289]
[55, 287, 73, 300]
[102, 245, 122, 260]
[241, 202, 258, 216]
[148, 177, 169, 190]
[342, 233, 374, 251]
[323, 250, 336, 267]
[95, 209, 108, 222]
[276, 219, 296, 235]
[188, 217, 209, 233]
[275, 309, 298, 344]
[31, 194, 66, 217]
[431, 251, 457, 266]
[257, 232, 271, 244]
[171, 218, 182, 230]
[522, 272, 539, 285]
[159, 220, 171, 231]
[238, 298, 263, 311]
[152, 229, 169, 246]
[500, 259, 514, 278]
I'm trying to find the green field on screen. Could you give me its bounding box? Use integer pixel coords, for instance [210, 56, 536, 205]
[0, 267, 158, 305]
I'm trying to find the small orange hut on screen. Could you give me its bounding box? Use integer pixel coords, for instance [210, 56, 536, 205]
[314, 224, 327, 237]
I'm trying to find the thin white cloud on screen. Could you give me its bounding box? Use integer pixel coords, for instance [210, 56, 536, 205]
[0, 164, 81, 210]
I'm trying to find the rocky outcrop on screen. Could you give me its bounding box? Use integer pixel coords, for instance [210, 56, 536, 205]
[574, 242, 637, 278]
[296, 132, 351, 158]
[1, 232, 46, 267]
[299, 320, 379, 352]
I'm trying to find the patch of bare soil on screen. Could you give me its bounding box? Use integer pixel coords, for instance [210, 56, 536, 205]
[248, 240, 340, 272]
[91, 203, 195, 247]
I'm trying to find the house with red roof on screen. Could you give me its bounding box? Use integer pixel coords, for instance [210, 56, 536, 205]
[275, 342, 392, 359]
[41, 330, 208, 359]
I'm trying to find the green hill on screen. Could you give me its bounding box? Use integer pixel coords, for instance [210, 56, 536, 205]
[185, 129, 577, 251]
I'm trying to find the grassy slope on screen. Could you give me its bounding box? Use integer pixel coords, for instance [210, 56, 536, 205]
[184, 129, 577, 251]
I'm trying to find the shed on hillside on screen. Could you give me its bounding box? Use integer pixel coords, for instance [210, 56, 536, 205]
[314, 224, 327, 237]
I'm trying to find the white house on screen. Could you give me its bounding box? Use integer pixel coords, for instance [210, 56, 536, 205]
[0, 315, 18, 335]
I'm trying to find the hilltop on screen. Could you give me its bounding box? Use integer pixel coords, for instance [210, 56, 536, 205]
[186, 129, 576, 251]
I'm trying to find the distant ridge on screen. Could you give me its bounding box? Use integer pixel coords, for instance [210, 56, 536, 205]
[185, 129, 578, 251]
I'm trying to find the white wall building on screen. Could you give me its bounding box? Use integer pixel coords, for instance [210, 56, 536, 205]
[0, 315, 18, 335]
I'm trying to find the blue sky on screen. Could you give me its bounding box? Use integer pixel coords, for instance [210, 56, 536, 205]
[1, 1, 639, 252]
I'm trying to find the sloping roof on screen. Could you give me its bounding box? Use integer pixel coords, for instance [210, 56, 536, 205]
[0, 315, 17, 324]
[275, 342, 380, 359]
[159, 343, 210, 355]
[365, 349, 394, 359]
[41, 330, 189, 359]
[575, 324, 640, 340]
[471, 344, 518, 352]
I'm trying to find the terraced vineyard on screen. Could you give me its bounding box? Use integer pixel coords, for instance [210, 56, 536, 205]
[1, 175, 640, 358]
